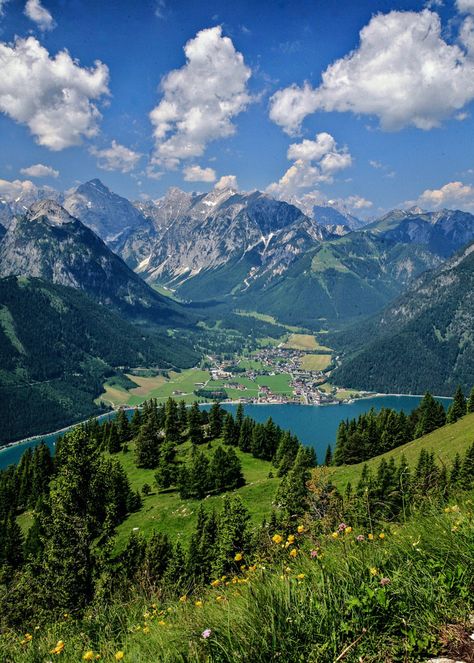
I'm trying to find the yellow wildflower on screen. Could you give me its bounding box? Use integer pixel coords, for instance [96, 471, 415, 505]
[216, 595, 225, 602]
[368, 533, 374, 540]
[20, 633, 33, 645]
[297, 573, 305, 580]
[379, 532, 385, 540]
[195, 600, 203, 607]
[158, 620, 166, 626]
[210, 579, 220, 587]
[234, 552, 243, 561]
[115, 652, 124, 661]
[249, 564, 257, 572]
[50, 640, 65, 655]
[345, 526, 353, 535]
[83, 652, 95, 661]
[331, 532, 339, 539]
[287, 534, 295, 544]
[143, 611, 150, 619]
[297, 524, 305, 534]
[289, 548, 297, 557]
[179, 595, 187, 603]
[369, 567, 378, 576]
[272, 534, 283, 544]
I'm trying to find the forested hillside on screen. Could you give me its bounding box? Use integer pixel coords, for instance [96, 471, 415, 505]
[0, 277, 199, 443]
[332, 243, 474, 394]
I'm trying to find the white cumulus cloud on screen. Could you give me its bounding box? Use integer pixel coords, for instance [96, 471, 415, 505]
[150, 26, 252, 168]
[0, 37, 110, 151]
[90, 140, 142, 173]
[214, 175, 238, 190]
[412, 181, 474, 211]
[457, 0, 474, 13]
[24, 0, 55, 31]
[270, 9, 474, 134]
[267, 132, 352, 199]
[183, 165, 216, 182]
[20, 163, 58, 178]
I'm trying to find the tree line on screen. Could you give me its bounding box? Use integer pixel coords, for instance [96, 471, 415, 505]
[332, 387, 474, 465]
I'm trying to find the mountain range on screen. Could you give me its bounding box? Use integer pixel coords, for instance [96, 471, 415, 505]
[331, 241, 474, 395]
[0, 199, 189, 327]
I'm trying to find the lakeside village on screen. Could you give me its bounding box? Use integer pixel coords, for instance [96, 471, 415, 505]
[194, 346, 361, 406]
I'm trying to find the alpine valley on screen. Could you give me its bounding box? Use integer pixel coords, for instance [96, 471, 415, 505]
[0, 177, 474, 444]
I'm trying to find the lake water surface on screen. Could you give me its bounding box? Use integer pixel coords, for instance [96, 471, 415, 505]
[0, 395, 451, 470]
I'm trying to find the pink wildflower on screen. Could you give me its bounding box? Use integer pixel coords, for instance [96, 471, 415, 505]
[380, 577, 391, 587]
[202, 629, 212, 639]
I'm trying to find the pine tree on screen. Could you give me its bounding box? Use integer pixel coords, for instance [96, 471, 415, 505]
[134, 417, 161, 468]
[143, 532, 173, 587]
[165, 398, 181, 443]
[333, 421, 348, 465]
[212, 495, 250, 577]
[130, 408, 142, 437]
[116, 409, 131, 442]
[222, 412, 238, 446]
[447, 386, 467, 424]
[459, 443, 474, 489]
[238, 417, 254, 452]
[188, 402, 203, 445]
[235, 403, 244, 429]
[467, 387, 474, 413]
[275, 447, 310, 519]
[108, 423, 122, 454]
[178, 400, 188, 434]
[209, 402, 224, 439]
[154, 442, 177, 490]
[324, 444, 333, 466]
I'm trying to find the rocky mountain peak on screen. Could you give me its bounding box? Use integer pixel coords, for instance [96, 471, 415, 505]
[26, 200, 74, 226]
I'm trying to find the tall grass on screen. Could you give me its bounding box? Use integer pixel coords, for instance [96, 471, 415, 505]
[2, 493, 473, 663]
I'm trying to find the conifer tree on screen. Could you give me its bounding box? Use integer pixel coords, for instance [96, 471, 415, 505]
[467, 387, 474, 413]
[212, 496, 250, 577]
[238, 417, 254, 452]
[135, 417, 161, 468]
[154, 442, 177, 490]
[165, 398, 181, 443]
[447, 386, 467, 423]
[130, 408, 142, 437]
[324, 444, 333, 466]
[209, 402, 224, 439]
[116, 409, 131, 442]
[108, 423, 122, 454]
[188, 402, 203, 445]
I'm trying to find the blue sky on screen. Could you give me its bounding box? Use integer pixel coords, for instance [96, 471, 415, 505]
[1, 0, 474, 216]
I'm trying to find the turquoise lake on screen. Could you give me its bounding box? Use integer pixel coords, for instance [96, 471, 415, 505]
[0, 395, 451, 470]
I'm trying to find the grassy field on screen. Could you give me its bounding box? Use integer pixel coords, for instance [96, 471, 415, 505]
[98, 369, 211, 407]
[113, 439, 278, 552]
[283, 333, 332, 352]
[235, 310, 301, 333]
[330, 412, 474, 491]
[300, 354, 332, 370]
[319, 382, 361, 400]
[254, 373, 293, 395]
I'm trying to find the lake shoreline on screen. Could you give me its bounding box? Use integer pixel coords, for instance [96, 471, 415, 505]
[0, 391, 453, 456]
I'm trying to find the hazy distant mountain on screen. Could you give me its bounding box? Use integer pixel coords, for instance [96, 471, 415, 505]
[365, 207, 474, 257]
[332, 242, 474, 395]
[0, 200, 189, 327]
[310, 204, 366, 230]
[64, 179, 146, 242]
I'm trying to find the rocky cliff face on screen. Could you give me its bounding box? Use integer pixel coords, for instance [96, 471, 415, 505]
[63, 179, 146, 242]
[114, 186, 330, 297]
[0, 200, 188, 326]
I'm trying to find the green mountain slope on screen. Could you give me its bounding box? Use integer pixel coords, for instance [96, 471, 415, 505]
[331, 411, 474, 491]
[238, 233, 440, 327]
[0, 276, 199, 444]
[332, 242, 474, 394]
